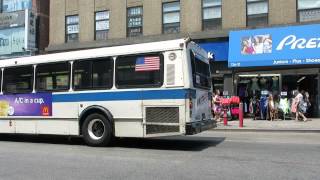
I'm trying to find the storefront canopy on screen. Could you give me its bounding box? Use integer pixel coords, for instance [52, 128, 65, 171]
[228, 24, 320, 67]
[199, 41, 228, 61]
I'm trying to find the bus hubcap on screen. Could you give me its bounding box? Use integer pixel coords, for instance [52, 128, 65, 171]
[88, 119, 105, 140]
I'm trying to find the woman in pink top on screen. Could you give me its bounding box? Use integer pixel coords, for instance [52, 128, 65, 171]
[212, 89, 222, 122]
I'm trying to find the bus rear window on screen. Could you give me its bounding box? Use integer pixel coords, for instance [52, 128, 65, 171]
[3, 66, 34, 94]
[116, 54, 163, 88]
[190, 51, 210, 89]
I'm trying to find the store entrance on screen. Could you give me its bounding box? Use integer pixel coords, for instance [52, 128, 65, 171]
[235, 68, 319, 119]
[282, 74, 318, 117]
[236, 74, 280, 119]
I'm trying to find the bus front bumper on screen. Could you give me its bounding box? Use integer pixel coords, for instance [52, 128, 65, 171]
[186, 119, 216, 135]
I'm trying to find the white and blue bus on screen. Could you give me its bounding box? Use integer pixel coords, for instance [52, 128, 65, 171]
[0, 38, 215, 146]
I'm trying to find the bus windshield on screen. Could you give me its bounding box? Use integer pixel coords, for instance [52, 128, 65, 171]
[190, 51, 211, 89]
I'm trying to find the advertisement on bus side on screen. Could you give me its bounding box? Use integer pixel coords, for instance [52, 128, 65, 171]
[0, 93, 52, 117]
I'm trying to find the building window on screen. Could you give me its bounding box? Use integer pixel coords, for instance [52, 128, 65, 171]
[202, 0, 222, 30]
[246, 0, 268, 27]
[298, 0, 320, 22]
[162, 1, 180, 34]
[66, 15, 79, 43]
[36, 62, 70, 92]
[127, 6, 143, 37]
[95, 11, 109, 40]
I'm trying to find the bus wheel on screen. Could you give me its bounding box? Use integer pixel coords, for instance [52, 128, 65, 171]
[82, 113, 112, 146]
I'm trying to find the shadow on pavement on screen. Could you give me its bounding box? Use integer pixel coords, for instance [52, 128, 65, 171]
[0, 134, 225, 151]
[0, 134, 86, 145]
[113, 136, 225, 151]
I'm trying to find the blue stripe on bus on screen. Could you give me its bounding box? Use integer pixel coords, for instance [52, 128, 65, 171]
[52, 89, 190, 102]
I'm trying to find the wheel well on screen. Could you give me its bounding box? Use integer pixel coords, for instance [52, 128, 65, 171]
[79, 107, 114, 135]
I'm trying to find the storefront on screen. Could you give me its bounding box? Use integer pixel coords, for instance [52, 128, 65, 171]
[228, 24, 320, 118]
[198, 39, 233, 96]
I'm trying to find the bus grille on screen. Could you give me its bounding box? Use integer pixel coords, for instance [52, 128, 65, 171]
[145, 107, 179, 123]
[146, 125, 179, 134]
[145, 107, 180, 134]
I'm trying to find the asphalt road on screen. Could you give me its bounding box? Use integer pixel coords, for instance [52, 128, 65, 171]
[0, 131, 319, 180]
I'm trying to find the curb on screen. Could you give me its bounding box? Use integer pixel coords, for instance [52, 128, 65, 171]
[210, 128, 320, 133]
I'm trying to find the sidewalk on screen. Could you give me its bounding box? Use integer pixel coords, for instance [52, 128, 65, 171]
[213, 118, 320, 132]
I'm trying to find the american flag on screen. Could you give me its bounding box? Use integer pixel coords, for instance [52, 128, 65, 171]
[135, 56, 160, 72]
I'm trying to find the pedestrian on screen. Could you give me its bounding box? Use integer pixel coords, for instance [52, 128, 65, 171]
[212, 89, 222, 122]
[302, 90, 312, 120]
[294, 90, 307, 122]
[268, 95, 276, 121]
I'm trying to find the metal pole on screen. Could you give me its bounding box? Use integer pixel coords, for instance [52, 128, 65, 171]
[239, 103, 244, 128]
[223, 108, 228, 126]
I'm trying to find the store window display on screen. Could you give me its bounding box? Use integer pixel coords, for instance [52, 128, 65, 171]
[259, 77, 267, 90]
[237, 75, 281, 119]
[250, 77, 260, 92]
[271, 76, 279, 91]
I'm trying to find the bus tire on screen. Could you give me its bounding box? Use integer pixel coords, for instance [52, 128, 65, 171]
[82, 113, 113, 146]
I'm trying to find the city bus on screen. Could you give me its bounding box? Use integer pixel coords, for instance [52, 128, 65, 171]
[0, 38, 215, 146]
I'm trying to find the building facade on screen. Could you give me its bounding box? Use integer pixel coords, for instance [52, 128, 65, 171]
[0, 0, 50, 59]
[47, 0, 304, 50]
[48, 0, 320, 117]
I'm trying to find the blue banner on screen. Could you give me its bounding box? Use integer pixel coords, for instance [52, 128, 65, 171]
[199, 41, 229, 61]
[228, 24, 320, 67]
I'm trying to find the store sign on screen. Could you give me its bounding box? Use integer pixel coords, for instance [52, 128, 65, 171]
[299, 9, 320, 22]
[261, 90, 269, 95]
[199, 41, 229, 61]
[229, 24, 320, 67]
[2, 0, 32, 13]
[67, 25, 79, 34]
[96, 21, 109, 31]
[96, 11, 109, 20]
[0, 27, 25, 55]
[0, 11, 25, 29]
[25, 9, 36, 50]
[0, 9, 36, 56]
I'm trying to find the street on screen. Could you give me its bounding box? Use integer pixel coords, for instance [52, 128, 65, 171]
[0, 131, 319, 180]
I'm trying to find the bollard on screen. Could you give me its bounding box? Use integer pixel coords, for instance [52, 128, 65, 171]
[223, 108, 228, 126]
[239, 103, 244, 128]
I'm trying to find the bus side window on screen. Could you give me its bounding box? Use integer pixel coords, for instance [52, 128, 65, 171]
[73, 58, 113, 90]
[190, 51, 210, 89]
[92, 59, 113, 89]
[115, 54, 163, 88]
[3, 66, 34, 94]
[36, 62, 70, 92]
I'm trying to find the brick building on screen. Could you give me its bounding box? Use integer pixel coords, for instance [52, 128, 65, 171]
[47, 0, 304, 52]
